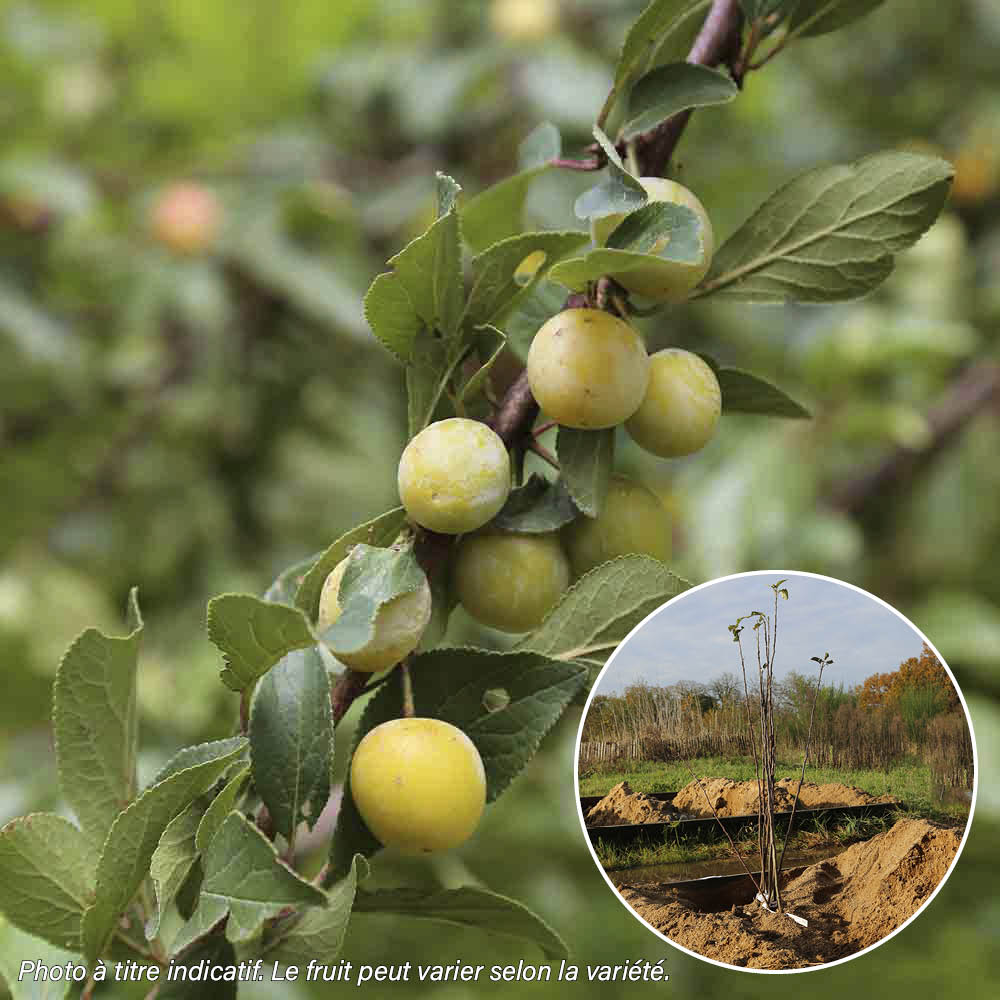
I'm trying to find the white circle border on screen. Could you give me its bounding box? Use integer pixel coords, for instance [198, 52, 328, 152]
[572, 569, 980, 976]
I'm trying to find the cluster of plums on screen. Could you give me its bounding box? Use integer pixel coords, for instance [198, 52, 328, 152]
[320, 182, 721, 856]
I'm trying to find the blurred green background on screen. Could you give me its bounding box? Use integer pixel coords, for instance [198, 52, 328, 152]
[1, 0, 998, 996]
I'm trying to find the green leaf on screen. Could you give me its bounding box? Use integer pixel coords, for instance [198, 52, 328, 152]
[354, 886, 568, 961]
[167, 897, 228, 959]
[502, 279, 567, 363]
[401, 649, 585, 802]
[557, 427, 614, 517]
[464, 231, 589, 329]
[493, 475, 578, 534]
[696, 153, 954, 303]
[262, 856, 365, 967]
[178, 813, 325, 947]
[294, 508, 407, 620]
[53, 588, 142, 848]
[574, 127, 646, 221]
[328, 769, 381, 882]
[250, 647, 333, 840]
[320, 544, 427, 658]
[605, 201, 702, 259]
[418, 569, 459, 655]
[387, 176, 463, 341]
[196, 766, 251, 853]
[0, 815, 97, 951]
[0, 917, 77, 1000]
[789, 0, 885, 37]
[406, 325, 460, 436]
[264, 554, 322, 605]
[699, 358, 811, 418]
[363, 272, 424, 363]
[207, 595, 315, 692]
[80, 738, 248, 963]
[719, 368, 810, 418]
[549, 245, 700, 291]
[147, 803, 205, 939]
[458, 326, 506, 406]
[622, 62, 737, 140]
[740, 0, 792, 24]
[604, 0, 712, 122]
[157, 932, 237, 1000]
[154, 737, 249, 786]
[330, 650, 585, 875]
[518, 555, 691, 671]
[436, 172, 462, 216]
[518, 121, 562, 170]
[461, 124, 561, 253]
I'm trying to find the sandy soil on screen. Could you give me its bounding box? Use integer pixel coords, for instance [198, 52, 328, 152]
[671, 777, 898, 818]
[618, 818, 961, 969]
[585, 781, 682, 826]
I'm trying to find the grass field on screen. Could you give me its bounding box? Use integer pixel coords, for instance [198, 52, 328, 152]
[593, 812, 897, 871]
[580, 755, 971, 869]
[578, 754, 970, 819]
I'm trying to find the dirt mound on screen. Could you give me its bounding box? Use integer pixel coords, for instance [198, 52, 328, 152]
[619, 818, 961, 970]
[671, 777, 898, 818]
[585, 781, 681, 826]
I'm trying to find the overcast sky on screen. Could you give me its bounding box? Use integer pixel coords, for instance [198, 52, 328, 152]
[596, 573, 932, 696]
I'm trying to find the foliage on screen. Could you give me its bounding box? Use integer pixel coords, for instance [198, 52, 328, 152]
[858, 642, 959, 710]
[0, 0, 998, 996]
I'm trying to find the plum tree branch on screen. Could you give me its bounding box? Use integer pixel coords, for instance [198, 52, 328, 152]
[314, 4, 753, 735]
[634, 0, 744, 177]
[489, 2, 744, 450]
[830, 361, 1000, 517]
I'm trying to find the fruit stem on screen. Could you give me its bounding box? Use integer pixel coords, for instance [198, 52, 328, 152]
[527, 439, 560, 470]
[550, 156, 603, 172]
[330, 669, 369, 724]
[401, 659, 416, 719]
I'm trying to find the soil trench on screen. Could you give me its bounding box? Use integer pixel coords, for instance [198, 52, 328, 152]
[585, 781, 683, 826]
[618, 818, 962, 970]
[670, 776, 898, 818]
[584, 777, 899, 827]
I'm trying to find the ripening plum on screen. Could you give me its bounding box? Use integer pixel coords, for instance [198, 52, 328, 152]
[625, 348, 722, 457]
[527, 309, 649, 429]
[592, 177, 714, 303]
[454, 531, 570, 633]
[350, 718, 486, 853]
[490, 0, 559, 43]
[562, 475, 670, 576]
[150, 182, 222, 254]
[318, 556, 431, 672]
[397, 418, 511, 534]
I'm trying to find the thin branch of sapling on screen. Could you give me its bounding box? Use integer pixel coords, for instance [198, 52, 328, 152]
[777, 653, 833, 876]
[733, 624, 766, 885]
[676, 759, 763, 898]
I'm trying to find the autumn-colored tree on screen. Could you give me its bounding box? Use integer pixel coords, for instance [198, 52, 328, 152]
[858, 644, 958, 710]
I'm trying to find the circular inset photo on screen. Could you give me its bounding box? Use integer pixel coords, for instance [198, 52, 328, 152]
[575, 571, 977, 973]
